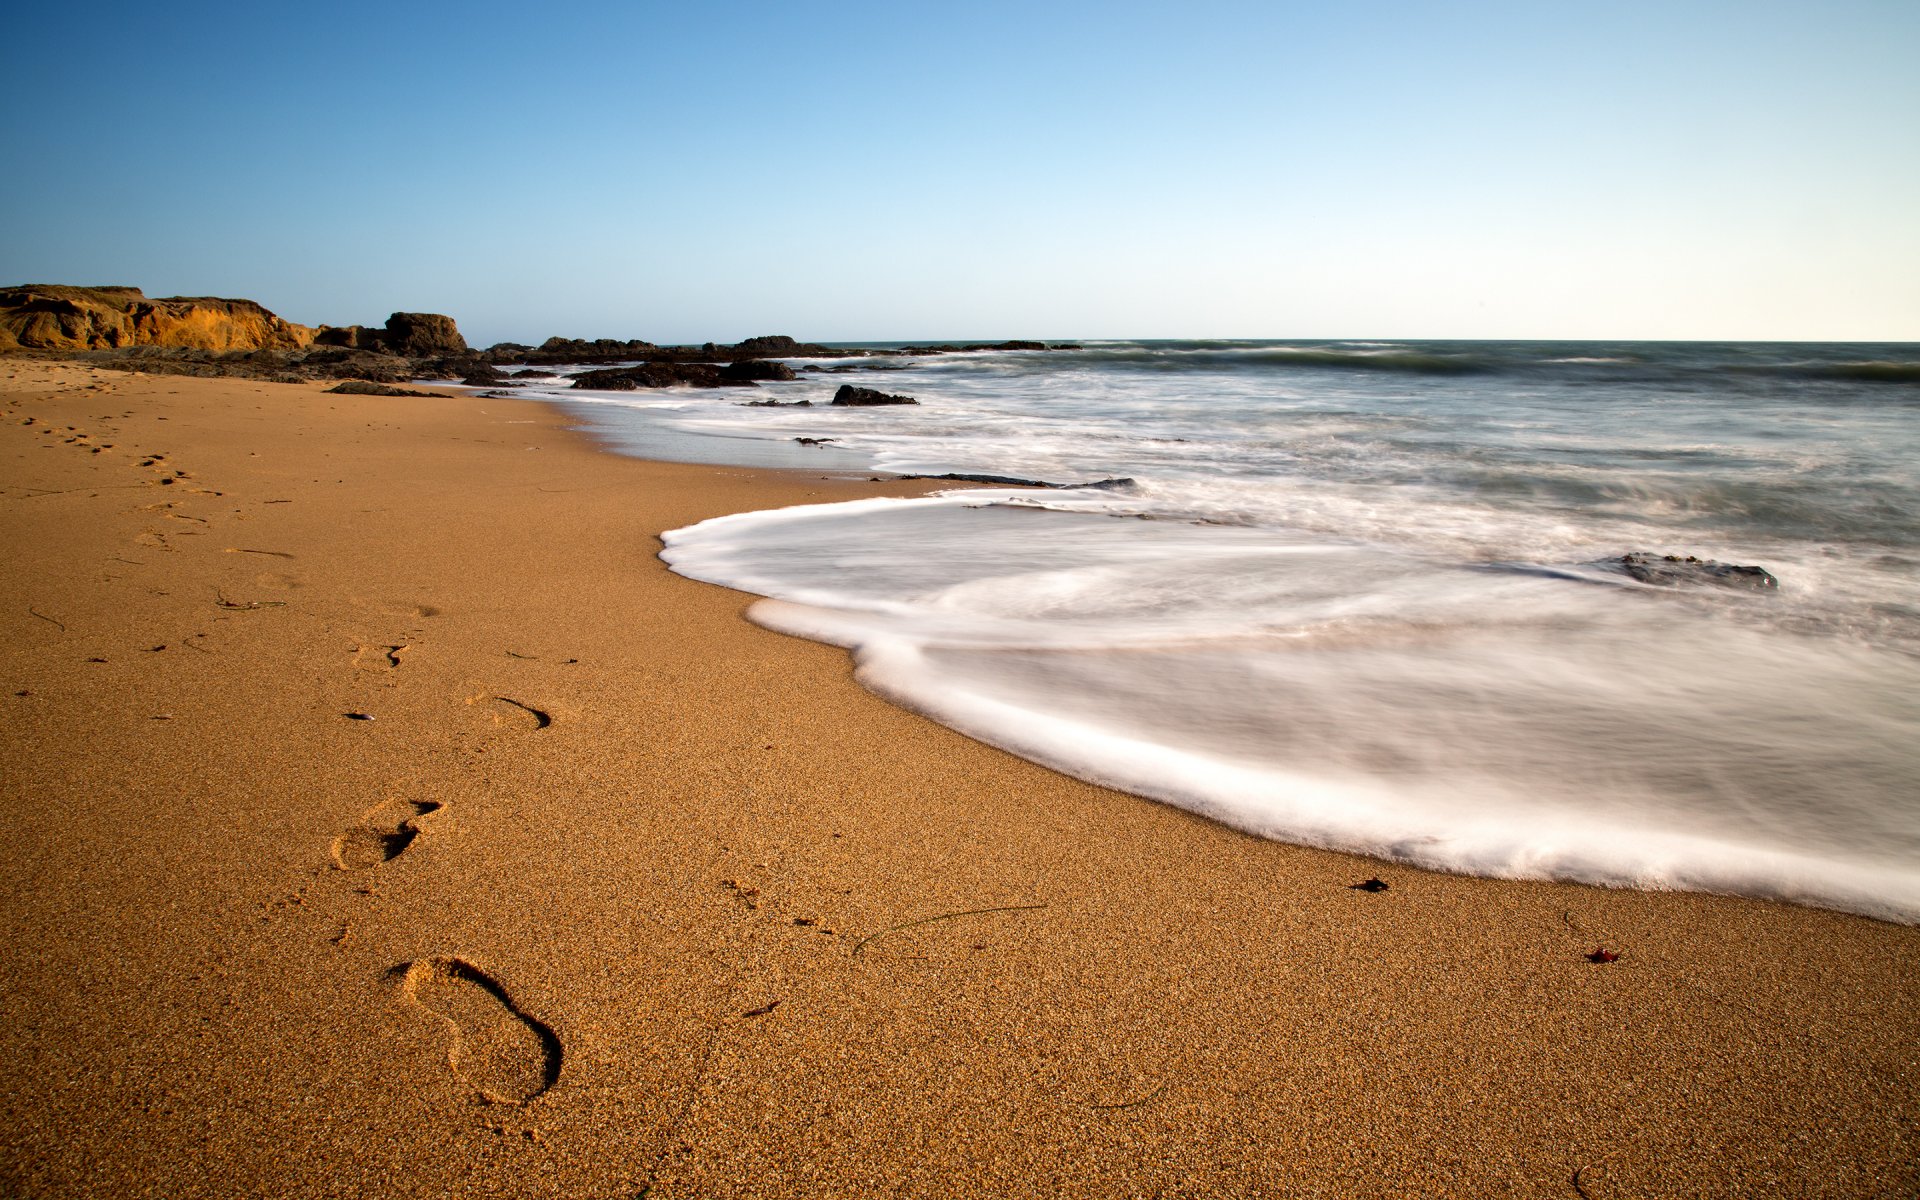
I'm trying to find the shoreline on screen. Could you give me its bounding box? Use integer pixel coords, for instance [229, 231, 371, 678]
[3, 360, 1915, 1197]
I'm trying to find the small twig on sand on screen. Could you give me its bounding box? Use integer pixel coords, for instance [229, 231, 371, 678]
[213, 590, 285, 611]
[11, 484, 144, 499]
[850, 904, 1048, 956]
[27, 607, 67, 632]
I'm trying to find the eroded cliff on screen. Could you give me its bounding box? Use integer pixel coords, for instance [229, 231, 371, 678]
[0, 285, 319, 353]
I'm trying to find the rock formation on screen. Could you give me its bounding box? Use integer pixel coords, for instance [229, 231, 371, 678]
[382, 312, 467, 356]
[311, 312, 468, 356]
[0, 285, 317, 353]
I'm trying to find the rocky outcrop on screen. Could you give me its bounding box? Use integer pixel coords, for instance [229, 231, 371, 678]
[568, 359, 801, 390]
[572, 363, 734, 390]
[492, 336, 663, 365]
[0, 285, 318, 353]
[722, 360, 797, 382]
[490, 333, 861, 367]
[382, 312, 467, 356]
[312, 312, 468, 357]
[831, 384, 918, 406]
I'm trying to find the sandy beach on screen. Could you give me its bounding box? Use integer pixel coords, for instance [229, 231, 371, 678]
[2, 359, 1915, 1198]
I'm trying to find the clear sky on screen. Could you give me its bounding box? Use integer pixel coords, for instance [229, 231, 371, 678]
[4, 1, 1916, 345]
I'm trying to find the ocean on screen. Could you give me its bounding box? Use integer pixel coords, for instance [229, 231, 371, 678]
[512, 340, 1920, 923]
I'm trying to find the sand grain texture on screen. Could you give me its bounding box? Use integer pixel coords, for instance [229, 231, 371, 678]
[2, 361, 1916, 1198]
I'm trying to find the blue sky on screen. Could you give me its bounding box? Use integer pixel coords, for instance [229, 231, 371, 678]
[3, 1, 1915, 344]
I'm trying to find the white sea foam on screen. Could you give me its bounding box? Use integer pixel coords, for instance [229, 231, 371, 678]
[581, 338, 1920, 921]
[663, 488, 1920, 923]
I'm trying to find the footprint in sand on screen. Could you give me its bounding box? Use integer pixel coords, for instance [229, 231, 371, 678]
[399, 957, 562, 1105]
[474, 695, 552, 730]
[330, 798, 441, 870]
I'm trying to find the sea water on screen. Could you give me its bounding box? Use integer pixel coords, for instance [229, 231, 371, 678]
[525, 341, 1920, 922]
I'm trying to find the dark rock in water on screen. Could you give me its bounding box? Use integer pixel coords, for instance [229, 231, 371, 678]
[832, 384, 918, 406]
[903, 472, 1058, 488]
[740, 398, 811, 407]
[794, 437, 836, 446]
[891, 340, 1060, 355]
[571, 363, 751, 390]
[326, 381, 452, 397]
[511, 335, 662, 365]
[722, 360, 797, 382]
[731, 335, 804, 357]
[896, 473, 1140, 490]
[1618, 553, 1778, 591]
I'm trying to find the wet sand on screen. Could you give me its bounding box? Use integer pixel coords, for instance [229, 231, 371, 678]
[2, 359, 1915, 1198]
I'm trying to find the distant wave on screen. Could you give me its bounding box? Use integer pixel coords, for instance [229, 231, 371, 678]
[1002, 343, 1920, 388]
[1035, 344, 1492, 377]
[1797, 361, 1920, 384]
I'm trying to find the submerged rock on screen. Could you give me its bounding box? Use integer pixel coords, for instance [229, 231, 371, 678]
[831, 384, 918, 406]
[1618, 553, 1779, 591]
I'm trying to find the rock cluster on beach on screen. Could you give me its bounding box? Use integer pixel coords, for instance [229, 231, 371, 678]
[0, 284, 1078, 394]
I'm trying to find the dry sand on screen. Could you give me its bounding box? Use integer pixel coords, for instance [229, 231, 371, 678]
[1, 360, 1915, 1198]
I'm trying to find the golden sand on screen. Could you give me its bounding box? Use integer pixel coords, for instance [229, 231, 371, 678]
[2, 361, 1915, 1197]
